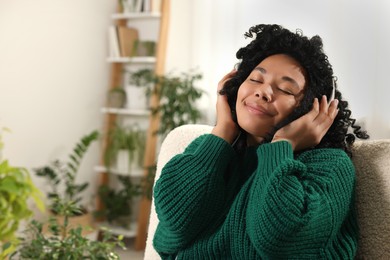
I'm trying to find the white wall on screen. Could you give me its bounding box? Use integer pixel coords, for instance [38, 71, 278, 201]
[166, 0, 390, 139]
[0, 0, 116, 206]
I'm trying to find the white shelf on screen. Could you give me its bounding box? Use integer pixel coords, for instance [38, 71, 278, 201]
[112, 12, 161, 20]
[99, 221, 138, 238]
[101, 107, 150, 116]
[94, 165, 144, 178]
[107, 56, 156, 64]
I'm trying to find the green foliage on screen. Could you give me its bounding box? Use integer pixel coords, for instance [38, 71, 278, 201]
[34, 130, 99, 213]
[96, 176, 142, 228]
[128, 69, 204, 136]
[10, 199, 124, 260]
[0, 129, 44, 258]
[104, 124, 145, 169]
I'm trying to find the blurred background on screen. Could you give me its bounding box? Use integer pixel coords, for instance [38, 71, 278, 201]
[1, 0, 389, 203]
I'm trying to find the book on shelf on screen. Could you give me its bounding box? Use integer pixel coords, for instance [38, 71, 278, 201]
[117, 26, 139, 57]
[120, 0, 161, 14]
[134, 0, 143, 13]
[108, 25, 120, 58]
[143, 0, 151, 12]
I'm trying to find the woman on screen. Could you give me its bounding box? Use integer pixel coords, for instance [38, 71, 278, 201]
[153, 24, 368, 259]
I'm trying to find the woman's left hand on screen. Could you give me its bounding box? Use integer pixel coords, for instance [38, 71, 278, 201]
[272, 95, 339, 151]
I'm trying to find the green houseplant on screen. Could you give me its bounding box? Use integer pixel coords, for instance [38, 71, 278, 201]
[0, 128, 44, 258]
[10, 199, 124, 260]
[34, 130, 99, 214]
[128, 68, 204, 136]
[96, 176, 142, 229]
[104, 124, 146, 175]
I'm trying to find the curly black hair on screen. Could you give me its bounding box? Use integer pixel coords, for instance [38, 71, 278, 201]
[220, 24, 369, 156]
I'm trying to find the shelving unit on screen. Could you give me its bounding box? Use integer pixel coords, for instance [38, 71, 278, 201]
[96, 0, 170, 251]
[106, 56, 156, 63]
[101, 107, 150, 117]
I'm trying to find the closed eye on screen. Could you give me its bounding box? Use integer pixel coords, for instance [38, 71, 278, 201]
[277, 87, 294, 95]
[250, 79, 262, 83]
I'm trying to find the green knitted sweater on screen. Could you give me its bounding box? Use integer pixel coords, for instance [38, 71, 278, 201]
[153, 134, 358, 259]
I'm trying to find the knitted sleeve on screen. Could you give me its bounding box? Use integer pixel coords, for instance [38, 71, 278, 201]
[246, 141, 356, 258]
[153, 134, 236, 254]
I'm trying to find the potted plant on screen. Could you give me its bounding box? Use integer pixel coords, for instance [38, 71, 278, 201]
[10, 198, 125, 260]
[125, 69, 156, 110]
[33, 130, 99, 235]
[104, 124, 146, 176]
[154, 70, 204, 136]
[96, 176, 142, 229]
[107, 87, 126, 108]
[127, 68, 204, 136]
[133, 40, 156, 57]
[0, 128, 44, 259]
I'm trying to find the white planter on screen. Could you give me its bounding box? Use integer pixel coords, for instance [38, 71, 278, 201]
[116, 149, 130, 173]
[124, 85, 148, 110]
[115, 149, 142, 176]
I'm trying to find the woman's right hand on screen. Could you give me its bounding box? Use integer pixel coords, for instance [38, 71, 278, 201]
[211, 69, 240, 144]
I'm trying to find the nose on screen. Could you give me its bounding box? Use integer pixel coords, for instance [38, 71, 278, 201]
[255, 85, 272, 103]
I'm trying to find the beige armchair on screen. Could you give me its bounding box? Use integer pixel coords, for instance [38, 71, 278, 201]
[144, 124, 390, 259]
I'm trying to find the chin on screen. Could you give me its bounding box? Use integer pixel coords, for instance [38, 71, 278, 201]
[237, 120, 269, 142]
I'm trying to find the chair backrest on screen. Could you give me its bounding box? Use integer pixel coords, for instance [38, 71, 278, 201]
[144, 124, 212, 260]
[144, 124, 390, 259]
[352, 139, 390, 259]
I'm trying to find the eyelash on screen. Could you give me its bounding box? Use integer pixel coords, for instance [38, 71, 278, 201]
[250, 79, 294, 95]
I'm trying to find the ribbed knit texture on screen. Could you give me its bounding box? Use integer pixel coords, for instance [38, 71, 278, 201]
[153, 134, 358, 259]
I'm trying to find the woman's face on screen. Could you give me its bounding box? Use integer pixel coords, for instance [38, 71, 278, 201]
[236, 54, 306, 145]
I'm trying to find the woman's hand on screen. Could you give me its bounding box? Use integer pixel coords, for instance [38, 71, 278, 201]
[272, 95, 339, 151]
[211, 70, 240, 144]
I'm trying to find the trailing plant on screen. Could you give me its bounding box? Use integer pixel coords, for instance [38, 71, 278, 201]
[0, 128, 44, 259]
[10, 199, 124, 260]
[104, 124, 146, 169]
[128, 69, 204, 137]
[34, 130, 99, 214]
[96, 176, 142, 228]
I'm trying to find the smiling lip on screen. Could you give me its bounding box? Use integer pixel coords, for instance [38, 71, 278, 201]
[245, 102, 273, 116]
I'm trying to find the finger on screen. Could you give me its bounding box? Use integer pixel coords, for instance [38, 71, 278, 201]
[328, 99, 339, 118]
[315, 99, 339, 133]
[218, 70, 237, 91]
[304, 98, 320, 121]
[314, 95, 332, 123]
[320, 95, 329, 112]
[219, 69, 237, 84]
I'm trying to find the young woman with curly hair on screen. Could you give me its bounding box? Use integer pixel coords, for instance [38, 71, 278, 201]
[153, 24, 369, 259]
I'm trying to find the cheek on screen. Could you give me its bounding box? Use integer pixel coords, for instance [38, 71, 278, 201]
[276, 99, 299, 119]
[235, 85, 250, 104]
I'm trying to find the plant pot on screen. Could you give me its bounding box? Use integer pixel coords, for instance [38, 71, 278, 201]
[116, 149, 130, 173]
[133, 40, 156, 57]
[124, 85, 148, 110]
[115, 149, 141, 176]
[107, 91, 126, 108]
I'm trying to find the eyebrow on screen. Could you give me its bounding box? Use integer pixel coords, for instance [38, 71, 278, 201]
[254, 67, 301, 90]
